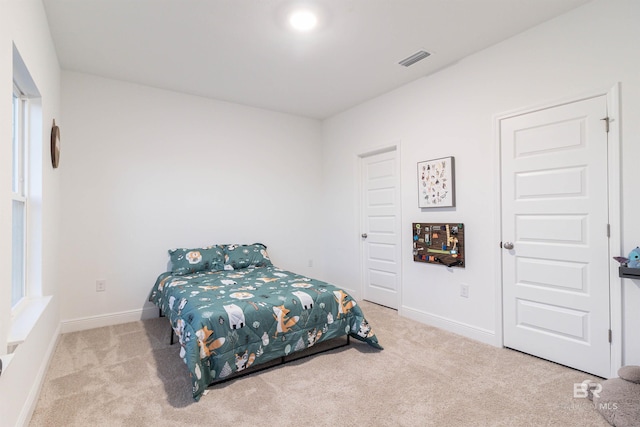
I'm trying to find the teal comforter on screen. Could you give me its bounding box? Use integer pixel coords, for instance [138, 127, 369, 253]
[149, 266, 382, 400]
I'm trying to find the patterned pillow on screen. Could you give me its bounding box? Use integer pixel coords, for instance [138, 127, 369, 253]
[168, 245, 225, 275]
[223, 243, 272, 270]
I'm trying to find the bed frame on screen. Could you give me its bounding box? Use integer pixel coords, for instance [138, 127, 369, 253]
[208, 334, 350, 386]
[159, 308, 351, 386]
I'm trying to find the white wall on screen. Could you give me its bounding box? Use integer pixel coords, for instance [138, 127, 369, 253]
[2, 1, 636, 423]
[0, 0, 61, 425]
[321, 0, 640, 364]
[59, 72, 323, 327]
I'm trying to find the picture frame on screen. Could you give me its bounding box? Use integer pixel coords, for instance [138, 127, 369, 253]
[417, 156, 455, 208]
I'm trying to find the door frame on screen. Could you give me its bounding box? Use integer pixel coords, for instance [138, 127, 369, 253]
[493, 84, 622, 377]
[357, 142, 403, 311]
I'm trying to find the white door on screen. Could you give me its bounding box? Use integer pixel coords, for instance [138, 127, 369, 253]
[501, 95, 611, 377]
[361, 149, 401, 309]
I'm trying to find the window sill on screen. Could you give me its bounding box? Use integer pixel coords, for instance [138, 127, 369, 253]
[7, 296, 52, 353]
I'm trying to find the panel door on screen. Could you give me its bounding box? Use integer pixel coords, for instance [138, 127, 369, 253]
[361, 149, 400, 309]
[501, 95, 611, 377]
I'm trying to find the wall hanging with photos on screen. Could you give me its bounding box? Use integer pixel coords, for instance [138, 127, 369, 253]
[412, 222, 465, 268]
[417, 156, 455, 208]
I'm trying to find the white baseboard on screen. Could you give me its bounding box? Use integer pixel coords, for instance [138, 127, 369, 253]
[60, 306, 159, 334]
[401, 305, 498, 347]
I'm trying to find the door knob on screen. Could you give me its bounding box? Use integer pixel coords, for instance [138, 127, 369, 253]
[361, 233, 368, 239]
[503, 242, 514, 250]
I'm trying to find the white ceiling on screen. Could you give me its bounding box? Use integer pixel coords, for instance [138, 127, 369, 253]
[43, 0, 591, 119]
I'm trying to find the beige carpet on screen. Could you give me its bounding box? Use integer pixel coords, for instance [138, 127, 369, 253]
[30, 301, 609, 426]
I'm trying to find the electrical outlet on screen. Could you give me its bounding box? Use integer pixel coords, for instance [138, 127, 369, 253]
[308, 259, 313, 267]
[460, 283, 469, 298]
[96, 279, 106, 292]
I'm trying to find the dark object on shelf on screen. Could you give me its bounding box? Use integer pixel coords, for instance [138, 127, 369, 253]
[619, 267, 640, 279]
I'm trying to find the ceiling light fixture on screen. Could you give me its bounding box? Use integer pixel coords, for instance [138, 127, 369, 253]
[289, 10, 318, 32]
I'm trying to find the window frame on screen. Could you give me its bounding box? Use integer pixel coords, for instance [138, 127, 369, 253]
[11, 83, 29, 311]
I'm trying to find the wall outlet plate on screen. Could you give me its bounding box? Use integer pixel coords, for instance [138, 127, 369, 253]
[460, 283, 469, 298]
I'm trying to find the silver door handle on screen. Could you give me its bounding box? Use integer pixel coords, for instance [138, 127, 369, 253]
[361, 233, 368, 239]
[503, 242, 514, 250]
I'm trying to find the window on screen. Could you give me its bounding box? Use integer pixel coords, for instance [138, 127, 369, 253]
[5, 45, 46, 356]
[11, 84, 28, 308]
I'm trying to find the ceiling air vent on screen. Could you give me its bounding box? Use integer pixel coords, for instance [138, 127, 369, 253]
[398, 50, 431, 67]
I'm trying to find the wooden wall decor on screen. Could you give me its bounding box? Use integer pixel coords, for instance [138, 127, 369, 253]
[412, 222, 465, 268]
[51, 119, 60, 168]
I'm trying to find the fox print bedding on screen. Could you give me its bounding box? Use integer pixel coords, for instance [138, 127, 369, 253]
[149, 262, 382, 400]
